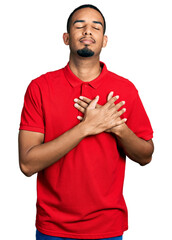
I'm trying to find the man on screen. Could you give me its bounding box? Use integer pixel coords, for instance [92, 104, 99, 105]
[18, 4, 154, 240]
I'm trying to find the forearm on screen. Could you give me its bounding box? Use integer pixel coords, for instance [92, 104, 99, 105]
[22, 122, 87, 176]
[111, 124, 154, 166]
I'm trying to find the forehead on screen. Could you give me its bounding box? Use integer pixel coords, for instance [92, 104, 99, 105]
[71, 8, 104, 24]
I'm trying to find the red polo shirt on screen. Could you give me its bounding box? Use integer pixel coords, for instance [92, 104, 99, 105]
[19, 62, 153, 239]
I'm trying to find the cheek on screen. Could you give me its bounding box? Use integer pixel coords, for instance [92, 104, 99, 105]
[96, 37, 105, 48]
[69, 36, 77, 47]
[94, 32, 104, 43]
[69, 32, 80, 45]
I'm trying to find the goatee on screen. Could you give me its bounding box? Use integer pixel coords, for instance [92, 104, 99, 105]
[77, 46, 94, 57]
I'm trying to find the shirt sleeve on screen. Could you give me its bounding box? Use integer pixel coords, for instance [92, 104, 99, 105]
[19, 79, 45, 134]
[126, 90, 153, 141]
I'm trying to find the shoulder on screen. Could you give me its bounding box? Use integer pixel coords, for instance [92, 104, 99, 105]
[106, 70, 138, 97]
[107, 70, 136, 88]
[29, 67, 64, 89]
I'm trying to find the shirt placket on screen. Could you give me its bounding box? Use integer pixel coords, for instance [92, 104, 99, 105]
[78, 82, 90, 118]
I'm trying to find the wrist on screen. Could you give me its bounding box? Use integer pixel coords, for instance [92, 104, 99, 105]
[110, 123, 128, 138]
[77, 121, 90, 138]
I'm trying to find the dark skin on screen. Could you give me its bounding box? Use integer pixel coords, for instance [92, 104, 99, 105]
[18, 95, 126, 176]
[18, 8, 154, 177]
[74, 92, 154, 166]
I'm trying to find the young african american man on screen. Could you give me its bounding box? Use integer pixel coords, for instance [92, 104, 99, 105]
[18, 4, 154, 240]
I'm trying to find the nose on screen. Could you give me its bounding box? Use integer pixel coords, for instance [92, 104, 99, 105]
[83, 26, 92, 36]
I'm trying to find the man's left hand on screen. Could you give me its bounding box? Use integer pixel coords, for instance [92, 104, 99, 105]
[73, 91, 126, 133]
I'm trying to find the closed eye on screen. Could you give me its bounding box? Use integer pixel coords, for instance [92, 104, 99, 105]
[93, 27, 100, 30]
[75, 26, 100, 30]
[76, 26, 85, 29]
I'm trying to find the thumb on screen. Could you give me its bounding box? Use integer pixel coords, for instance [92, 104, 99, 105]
[88, 95, 99, 109]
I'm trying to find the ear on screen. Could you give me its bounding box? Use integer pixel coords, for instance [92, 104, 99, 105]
[63, 33, 69, 45]
[102, 35, 108, 48]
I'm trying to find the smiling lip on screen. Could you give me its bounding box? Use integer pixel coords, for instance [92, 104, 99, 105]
[80, 38, 95, 44]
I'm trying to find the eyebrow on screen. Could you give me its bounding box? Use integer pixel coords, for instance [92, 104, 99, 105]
[73, 20, 103, 27]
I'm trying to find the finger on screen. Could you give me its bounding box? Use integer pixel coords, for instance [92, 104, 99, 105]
[113, 107, 126, 118]
[104, 95, 119, 109]
[74, 98, 88, 109]
[79, 95, 102, 108]
[115, 118, 127, 126]
[114, 100, 125, 111]
[77, 116, 83, 121]
[79, 96, 92, 104]
[74, 103, 85, 113]
[107, 91, 114, 101]
[88, 95, 99, 109]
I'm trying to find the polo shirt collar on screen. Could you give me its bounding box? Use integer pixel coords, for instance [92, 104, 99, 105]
[63, 61, 108, 89]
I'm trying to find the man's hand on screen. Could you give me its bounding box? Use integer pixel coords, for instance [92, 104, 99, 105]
[74, 92, 154, 166]
[74, 92, 127, 136]
[74, 91, 126, 133]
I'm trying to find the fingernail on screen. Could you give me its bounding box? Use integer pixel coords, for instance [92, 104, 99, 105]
[74, 103, 79, 107]
[77, 116, 82, 120]
[115, 95, 119, 99]
[74, 98, 78, 102]
[123, 101, 125, 104]
[110, 91, 114, 95]
[79, 96, 84, 100]
[123, 108, 126, 112]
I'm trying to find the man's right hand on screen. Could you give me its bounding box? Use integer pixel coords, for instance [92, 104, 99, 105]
[19, 94, 126, 177]
[80, 95, 127, 136]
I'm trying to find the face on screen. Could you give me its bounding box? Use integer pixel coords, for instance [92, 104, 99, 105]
[63, 8, 108, 58]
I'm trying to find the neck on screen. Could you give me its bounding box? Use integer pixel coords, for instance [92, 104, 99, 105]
[69, 54, 102, 82]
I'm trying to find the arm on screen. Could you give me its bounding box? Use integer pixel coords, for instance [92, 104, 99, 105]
[18, 123, 86, 177]
[73, 93, 154, 166]
[110, 123, 154, 166]
[19, 95, 125, 177]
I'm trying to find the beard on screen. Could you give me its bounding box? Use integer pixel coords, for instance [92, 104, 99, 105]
[77, 46, 95, 57]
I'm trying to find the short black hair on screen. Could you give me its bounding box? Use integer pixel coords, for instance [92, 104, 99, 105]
[67, 4, 106, 34]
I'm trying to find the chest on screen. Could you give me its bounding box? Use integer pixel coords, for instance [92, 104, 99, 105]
[41, 81, 129, 141]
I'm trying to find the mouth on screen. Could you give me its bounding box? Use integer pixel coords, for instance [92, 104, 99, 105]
[79, 37, 96, 45]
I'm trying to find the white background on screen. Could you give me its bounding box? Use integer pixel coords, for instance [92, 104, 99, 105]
[0, 0, 172, 239]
